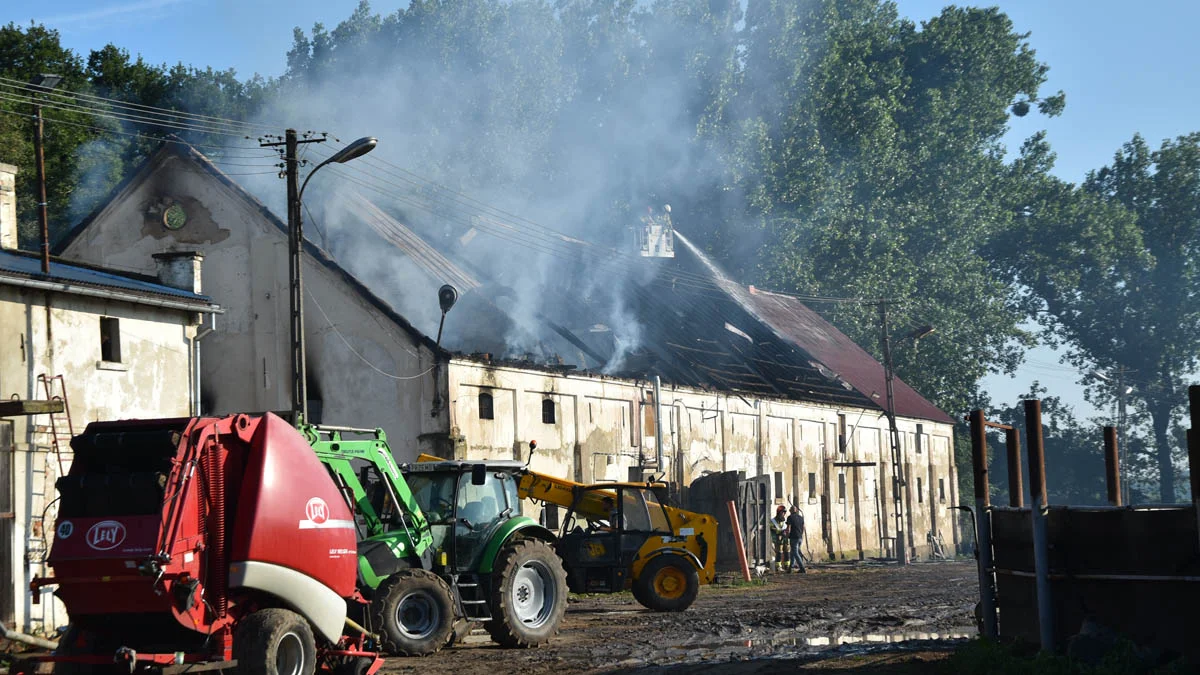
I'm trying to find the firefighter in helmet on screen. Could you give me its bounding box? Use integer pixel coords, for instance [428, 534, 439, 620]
[770, 504, 789, 572]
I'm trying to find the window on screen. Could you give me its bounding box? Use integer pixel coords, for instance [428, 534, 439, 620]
[837, 414, 847, 453]
[917, 477, 924, 504]
[774, 471, 784, 497]
[916, 424, 924, 454]
[542, 398, 556, 424]
[478, 392, 494, 420]
[837, 473, 846, 501]
[542, 504, 559, 530]
[939, 478, 946, 503]
[808, 473, 817, 500]
[100, 317, 121, 363]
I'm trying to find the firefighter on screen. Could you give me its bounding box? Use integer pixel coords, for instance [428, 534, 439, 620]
[770, 505, 789, 572]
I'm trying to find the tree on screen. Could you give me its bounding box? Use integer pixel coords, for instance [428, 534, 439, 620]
[725, 3, 1063, 417]
[1007, 133, 1200, 501]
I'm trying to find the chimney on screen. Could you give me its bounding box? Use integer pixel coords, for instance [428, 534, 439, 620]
[0, 162, 18, 250]
[152, 251, 204, 294]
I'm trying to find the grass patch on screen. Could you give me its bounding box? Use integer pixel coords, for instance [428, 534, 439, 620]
[944, 638, 1194, 675]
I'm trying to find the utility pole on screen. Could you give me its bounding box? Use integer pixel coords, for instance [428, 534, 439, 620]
[261, 129, 324, 423]
[260, 130, 375, 424]
[880, 302, 908, 565]
[27, 74, 62, 273]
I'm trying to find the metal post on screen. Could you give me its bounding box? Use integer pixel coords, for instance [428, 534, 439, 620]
[654, 376, 665, 475]
[34, 103, 50, 274]
[1188, 386, 1200, 553]
[880, 303, 907, 565]
[968, 409, 998, 639]
[285, 129, 307, 423]
[1103, 426, 1122, 506]
[1024, 399, 1055, 652]
[1006, 428, 1023, 507]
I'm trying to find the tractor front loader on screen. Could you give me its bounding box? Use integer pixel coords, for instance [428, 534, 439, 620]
[303, 425, 567, 657]
[21, 413, 382, 675]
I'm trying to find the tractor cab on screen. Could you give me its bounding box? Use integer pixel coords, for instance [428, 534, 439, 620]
[401, 460, 526, 573]
[557, 483, 674, 594]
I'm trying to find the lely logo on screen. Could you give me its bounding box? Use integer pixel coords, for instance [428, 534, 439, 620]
[305, 497, 329, 525]
[86, 520, 126, 551]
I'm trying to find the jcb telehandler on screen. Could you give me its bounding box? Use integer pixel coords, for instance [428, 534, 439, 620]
[303, 425, 567, 657]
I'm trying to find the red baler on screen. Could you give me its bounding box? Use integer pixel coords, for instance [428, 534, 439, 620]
[25, 413, 379, 675]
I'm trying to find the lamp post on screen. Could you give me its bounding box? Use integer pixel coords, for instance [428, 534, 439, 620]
[28, 74, 63, 274]
[880, 301, 934, 565]
[285, 132, 377, 422]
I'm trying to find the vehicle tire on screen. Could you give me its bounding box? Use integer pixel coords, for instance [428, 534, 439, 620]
[51, 625, 99, 675]
[332, 657, 373, 675]
[233, 608, 317, 675]
[371, 569, 455, 656]
[630, 579, 651, 608]
[485, 538, 568, 648]
[633, 554, 700, 612]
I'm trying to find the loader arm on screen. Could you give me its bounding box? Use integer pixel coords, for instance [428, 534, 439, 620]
[308, 426, 433, 555]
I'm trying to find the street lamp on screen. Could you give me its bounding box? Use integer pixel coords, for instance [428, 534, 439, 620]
[287, 134, 377, 422]
[28, 74, 63, 274]
[880, 303, 934, 565]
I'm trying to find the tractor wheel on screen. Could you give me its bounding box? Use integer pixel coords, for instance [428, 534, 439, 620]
[485, 539, 567, 648]
[233, 608, 317, 675]
[633, 554, 700, 612]
[371, 569, 455, 656]
[332, 657, 373, 675]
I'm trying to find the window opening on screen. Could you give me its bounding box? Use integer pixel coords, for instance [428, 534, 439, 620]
[479, 392, 494, 420]
[100, 317, 122, 363]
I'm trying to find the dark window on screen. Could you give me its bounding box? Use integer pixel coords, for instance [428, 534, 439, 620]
[939, 478, 946, 503]
[837, 473, 846, 501]
[916, 424, 924, 454]
[542, 398, 555, 424]
[838, 414, 847, 453]
[917, 477, 924, 504]
[543, 504, 559, 530]
[808, 473, 817, 500]
[479, 392, 494, 420]
[774, 472, 784, 497]
[100, 317, 121, 363]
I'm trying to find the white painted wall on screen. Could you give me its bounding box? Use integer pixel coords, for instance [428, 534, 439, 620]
[446, 358, 957, 561]
[0, 285, 197, 634]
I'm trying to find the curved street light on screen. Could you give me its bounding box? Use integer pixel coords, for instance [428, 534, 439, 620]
[287, 134, 377, 422]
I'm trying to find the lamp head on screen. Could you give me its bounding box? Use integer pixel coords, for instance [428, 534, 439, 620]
[328, 136, 377, 164]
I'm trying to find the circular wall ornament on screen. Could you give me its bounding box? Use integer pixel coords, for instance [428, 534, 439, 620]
[163, 202, 188, 230]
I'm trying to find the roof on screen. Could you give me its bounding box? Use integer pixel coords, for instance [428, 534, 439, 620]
[56, 142, 951, 424]
[0, 247, 218, 309]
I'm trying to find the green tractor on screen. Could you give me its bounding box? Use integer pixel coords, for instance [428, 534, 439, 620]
[302, 424, 567, 656]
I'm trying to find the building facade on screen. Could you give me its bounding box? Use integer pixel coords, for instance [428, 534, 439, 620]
[57, 144, 959, 566]
[0, 161, 221, 633]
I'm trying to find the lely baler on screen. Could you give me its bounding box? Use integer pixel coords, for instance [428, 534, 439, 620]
[22, 413, 381, 675]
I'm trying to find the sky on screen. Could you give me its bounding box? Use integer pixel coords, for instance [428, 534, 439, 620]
[9, 0, 1200, 420]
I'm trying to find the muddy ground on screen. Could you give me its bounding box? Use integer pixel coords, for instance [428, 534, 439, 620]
[384, 561, 978, 674]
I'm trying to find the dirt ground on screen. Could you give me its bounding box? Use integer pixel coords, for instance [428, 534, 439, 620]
[383, 560, 978, 675]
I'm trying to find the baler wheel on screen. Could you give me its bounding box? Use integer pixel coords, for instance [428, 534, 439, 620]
[51, 625, 98, 675]
[371, 569, 454, 656]
[484, 539, 567, 648]
[233, 608, 316, 675]
[632, 554, 699, 612]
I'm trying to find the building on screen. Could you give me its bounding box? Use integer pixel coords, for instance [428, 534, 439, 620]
[56, 143, 959, 564]
[0, 161, 221, 634]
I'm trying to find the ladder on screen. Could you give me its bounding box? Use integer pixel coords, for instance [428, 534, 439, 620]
[37, 374, 75, 477]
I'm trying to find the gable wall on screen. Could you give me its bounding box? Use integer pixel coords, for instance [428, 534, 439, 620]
[60, 154, 444, 460]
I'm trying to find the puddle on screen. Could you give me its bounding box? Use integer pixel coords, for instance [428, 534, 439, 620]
[735, 630, 974, 649]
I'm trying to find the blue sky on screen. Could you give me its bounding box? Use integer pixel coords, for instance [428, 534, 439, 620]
[10, 0, 1199, 418]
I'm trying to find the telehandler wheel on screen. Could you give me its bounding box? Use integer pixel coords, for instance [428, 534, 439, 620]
[634, 554, 700, 612]
[233, 608, 317, 675]
[485, 539, 568, 648]
[371, 569, 455, 656]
